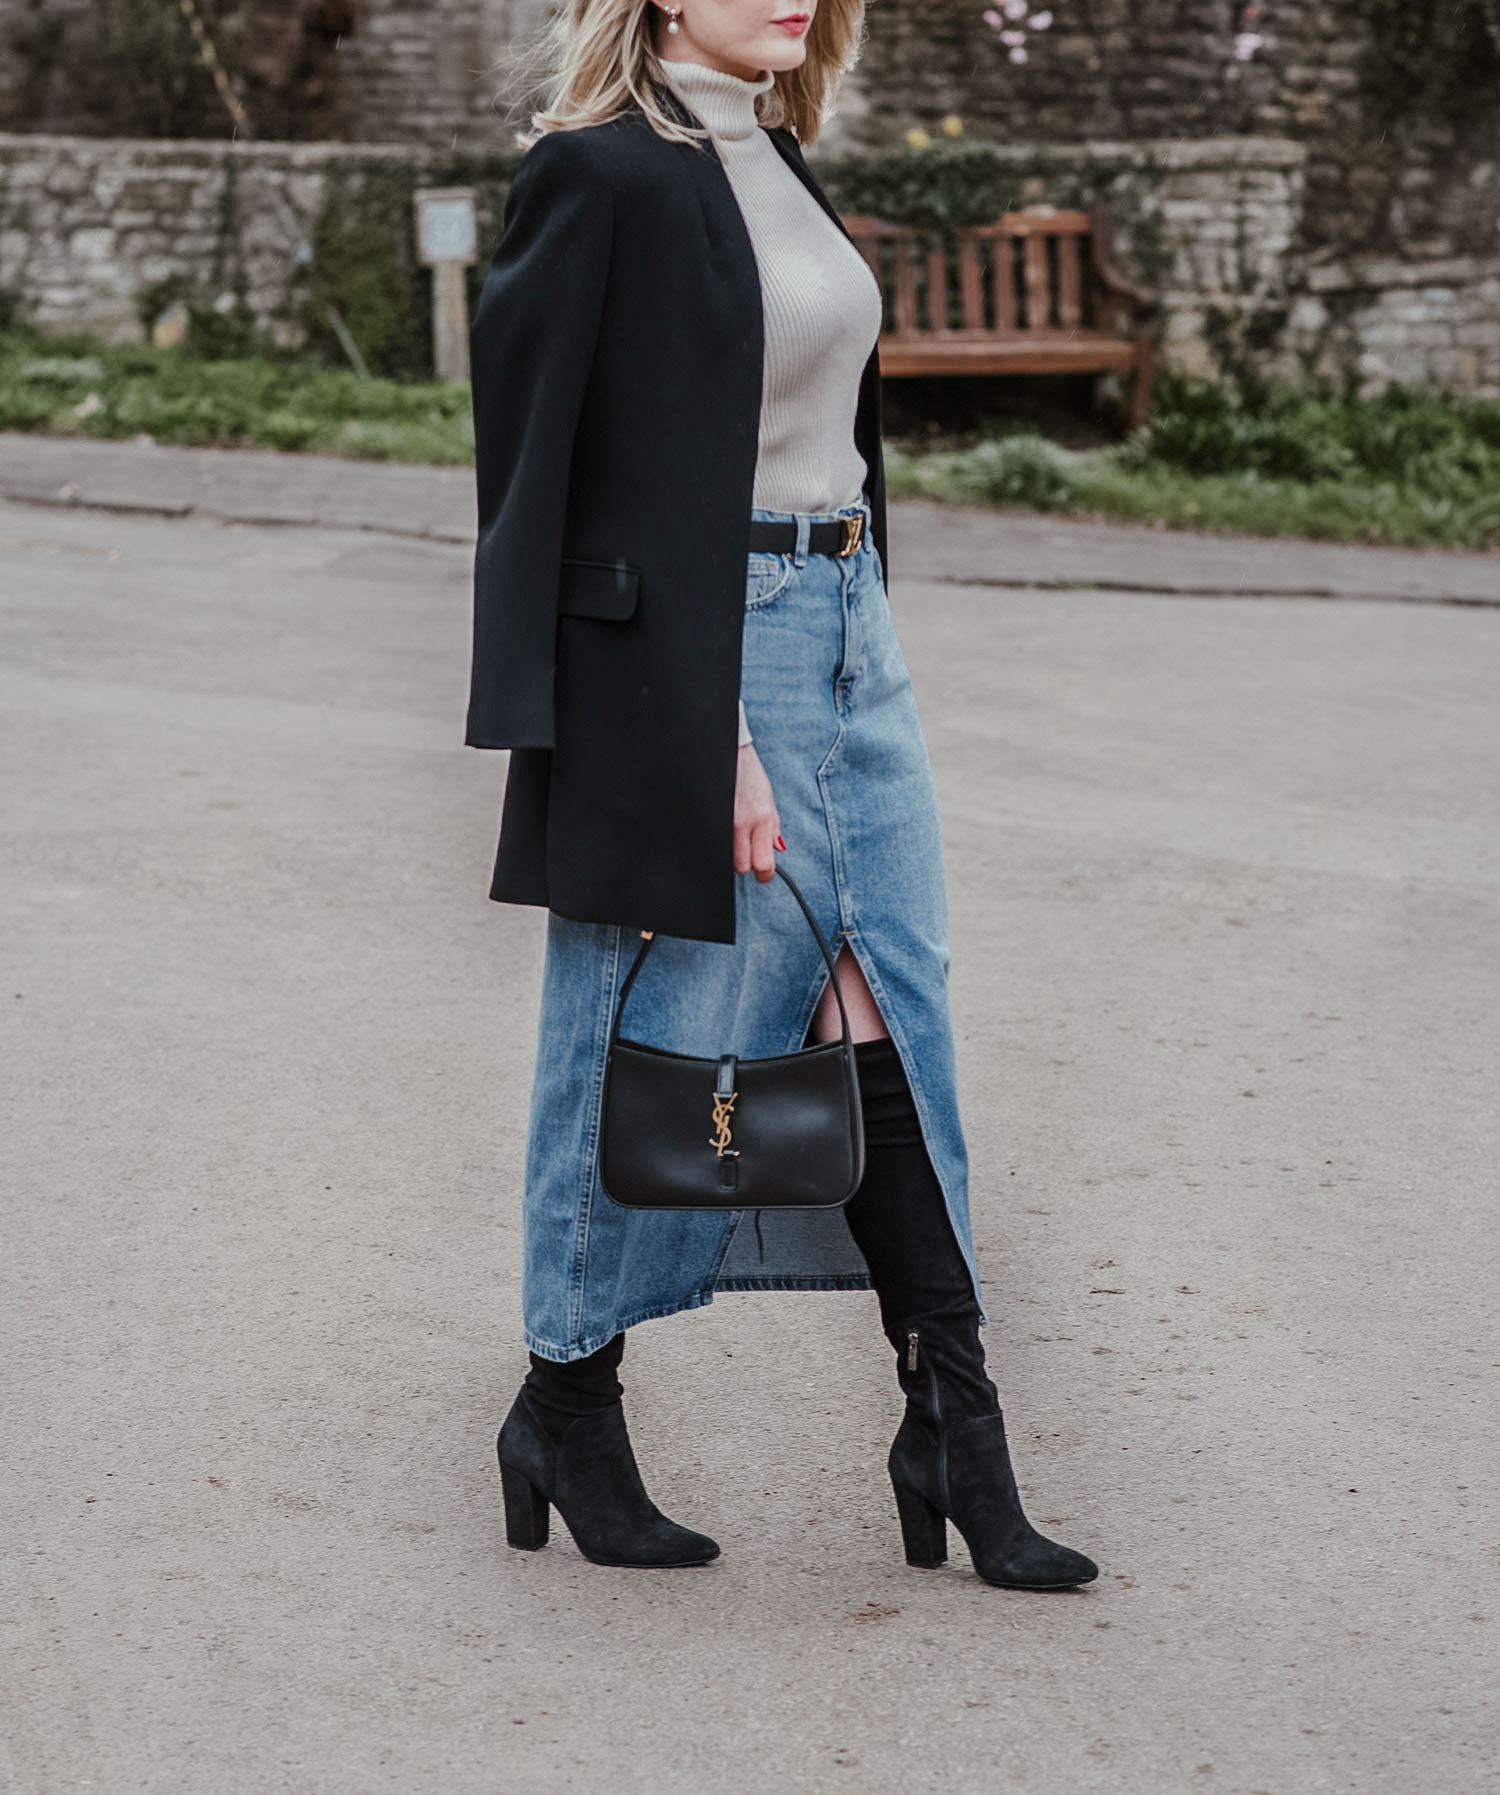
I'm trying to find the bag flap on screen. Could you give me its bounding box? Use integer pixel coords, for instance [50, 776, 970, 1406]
[558, 558, 640, 622]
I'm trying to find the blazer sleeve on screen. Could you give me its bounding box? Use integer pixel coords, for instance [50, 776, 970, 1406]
[465, 130, 614, 751]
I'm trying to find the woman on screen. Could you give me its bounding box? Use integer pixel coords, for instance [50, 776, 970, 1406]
[466, 0, 1098, 1590]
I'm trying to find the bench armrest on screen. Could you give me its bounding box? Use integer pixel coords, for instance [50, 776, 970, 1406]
[1090, 210, 1160, 319]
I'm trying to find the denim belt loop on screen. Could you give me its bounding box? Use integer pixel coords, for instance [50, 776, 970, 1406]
[793, 515, 812, 567]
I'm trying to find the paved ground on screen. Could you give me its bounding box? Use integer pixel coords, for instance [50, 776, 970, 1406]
[3, 431, 1497, 603]
[2, 443, 1497, 1795]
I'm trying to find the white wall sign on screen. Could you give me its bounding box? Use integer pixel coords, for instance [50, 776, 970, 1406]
[415, 189, 478, 268]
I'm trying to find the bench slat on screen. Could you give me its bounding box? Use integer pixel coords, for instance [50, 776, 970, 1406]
[989, 233, 1017, 332]
[1057, 233, 1083, 331]
[928, 244, 949, 332]
[1023, 234, 1050, 331]
[893, 248, 918, 334]
[959, 235, 985, 331]
[876, 336, 1141, 377]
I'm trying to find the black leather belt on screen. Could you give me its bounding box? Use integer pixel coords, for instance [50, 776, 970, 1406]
[746, 512, 867, 559]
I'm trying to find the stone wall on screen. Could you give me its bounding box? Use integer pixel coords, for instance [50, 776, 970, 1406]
[1283, 257, 1500, 397]
[0, 129, 1295, 341]
[6, 2, 1496, 256]
[0, 0, 539, 149]
[332, 0, 551, 147]
[856, 0, 1500, 267]
[2, 127, 1497, 397]
[0, 133, 458, 343]
[4, 2, 1496, 266]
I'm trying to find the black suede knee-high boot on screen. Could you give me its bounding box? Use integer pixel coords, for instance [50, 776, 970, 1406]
[843, 1038, 1098, 1591]
[498, 1335, 720, 1569]
[522, 1334, 626, 1436]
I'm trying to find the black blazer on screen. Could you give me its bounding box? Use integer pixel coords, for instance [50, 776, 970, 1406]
[465, 93, 887, 945]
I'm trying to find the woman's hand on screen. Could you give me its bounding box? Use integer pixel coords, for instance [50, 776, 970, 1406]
[733, 743, 782, 882]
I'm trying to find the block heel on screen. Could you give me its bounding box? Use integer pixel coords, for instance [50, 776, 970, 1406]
[892, 1477, 948, 1567]
[499, 1457, 550, 1551]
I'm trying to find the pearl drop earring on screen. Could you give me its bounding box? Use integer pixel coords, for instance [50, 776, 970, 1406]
[665, 5, 681, 30]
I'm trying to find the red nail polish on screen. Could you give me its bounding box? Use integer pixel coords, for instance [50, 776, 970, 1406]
[775, 835, 786, 852]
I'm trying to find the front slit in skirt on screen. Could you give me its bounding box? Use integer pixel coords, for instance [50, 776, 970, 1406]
[520, 497, 984, 1361]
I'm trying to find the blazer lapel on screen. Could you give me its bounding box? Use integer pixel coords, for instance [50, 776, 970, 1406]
[650, 88, 766, 364]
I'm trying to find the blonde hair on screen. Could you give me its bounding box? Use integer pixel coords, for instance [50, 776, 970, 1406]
[514, 0, 866, 148]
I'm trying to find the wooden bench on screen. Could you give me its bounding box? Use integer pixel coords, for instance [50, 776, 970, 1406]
[841, 209, 1159, 428]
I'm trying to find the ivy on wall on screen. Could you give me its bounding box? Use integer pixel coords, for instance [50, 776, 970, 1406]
[1343, 0, 1500, 258]
[5, 0, 353, 139]
[1360, 0, 1500, 124]
[816, 142, 1169, 288]
[301, 155, 518, 380]
[302, 165, 428, 379]
[33, 0, 245, 138]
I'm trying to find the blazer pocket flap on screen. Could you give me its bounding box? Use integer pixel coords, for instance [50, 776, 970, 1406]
[558, 559, 640, 622]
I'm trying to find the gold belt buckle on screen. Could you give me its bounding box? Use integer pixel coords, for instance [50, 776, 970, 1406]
[838, 513, 865, 558]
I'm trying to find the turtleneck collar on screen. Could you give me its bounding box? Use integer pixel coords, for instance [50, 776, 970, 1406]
[659, 58, 775, 141]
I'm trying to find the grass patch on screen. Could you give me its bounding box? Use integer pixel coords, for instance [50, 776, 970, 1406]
[0, 327, 475, 464]
[3, 329, 1497, 551]
[889, 377, 1500, 551]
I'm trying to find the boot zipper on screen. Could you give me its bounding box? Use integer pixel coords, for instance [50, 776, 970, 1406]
[905, 1327, 951, 1514]
[909, 1326, 950, 1512]
[907, 1329, 941, 1427]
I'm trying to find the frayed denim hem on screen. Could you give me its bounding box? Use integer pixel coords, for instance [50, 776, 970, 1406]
[714, 1273, 872, 1293]
[522, 1272, 876, 1360]
[523, 1288, 720, 1363]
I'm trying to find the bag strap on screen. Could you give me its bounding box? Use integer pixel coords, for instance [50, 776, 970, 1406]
[609, 868, 854, 1051]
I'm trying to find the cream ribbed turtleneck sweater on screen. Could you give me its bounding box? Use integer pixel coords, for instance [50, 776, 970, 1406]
[660, 59, 884, 517]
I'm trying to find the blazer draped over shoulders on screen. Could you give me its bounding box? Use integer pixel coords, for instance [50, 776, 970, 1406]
[465, 102, 887, 945]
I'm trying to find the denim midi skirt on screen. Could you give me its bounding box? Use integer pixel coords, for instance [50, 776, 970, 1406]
[520, 497, 983, 1361]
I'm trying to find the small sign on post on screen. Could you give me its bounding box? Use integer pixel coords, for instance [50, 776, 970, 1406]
[415, 187, 479, 384]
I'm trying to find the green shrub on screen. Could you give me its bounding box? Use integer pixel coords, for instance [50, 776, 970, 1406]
[1124, 373, 1500, 495]
[889, 434, 1082, 510]
[887, 374, 1500, 549]
[184, 301, 275, 363]
[1120, 378, 1357, 483]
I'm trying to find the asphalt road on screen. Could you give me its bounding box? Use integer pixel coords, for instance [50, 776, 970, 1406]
[2, 464, 1497, 1794]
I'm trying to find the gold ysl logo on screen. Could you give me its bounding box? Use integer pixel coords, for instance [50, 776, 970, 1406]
[710, 1092, 738, 1158]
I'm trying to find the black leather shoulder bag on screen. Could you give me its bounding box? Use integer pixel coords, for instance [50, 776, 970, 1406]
[600, 869, 865, 1211]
